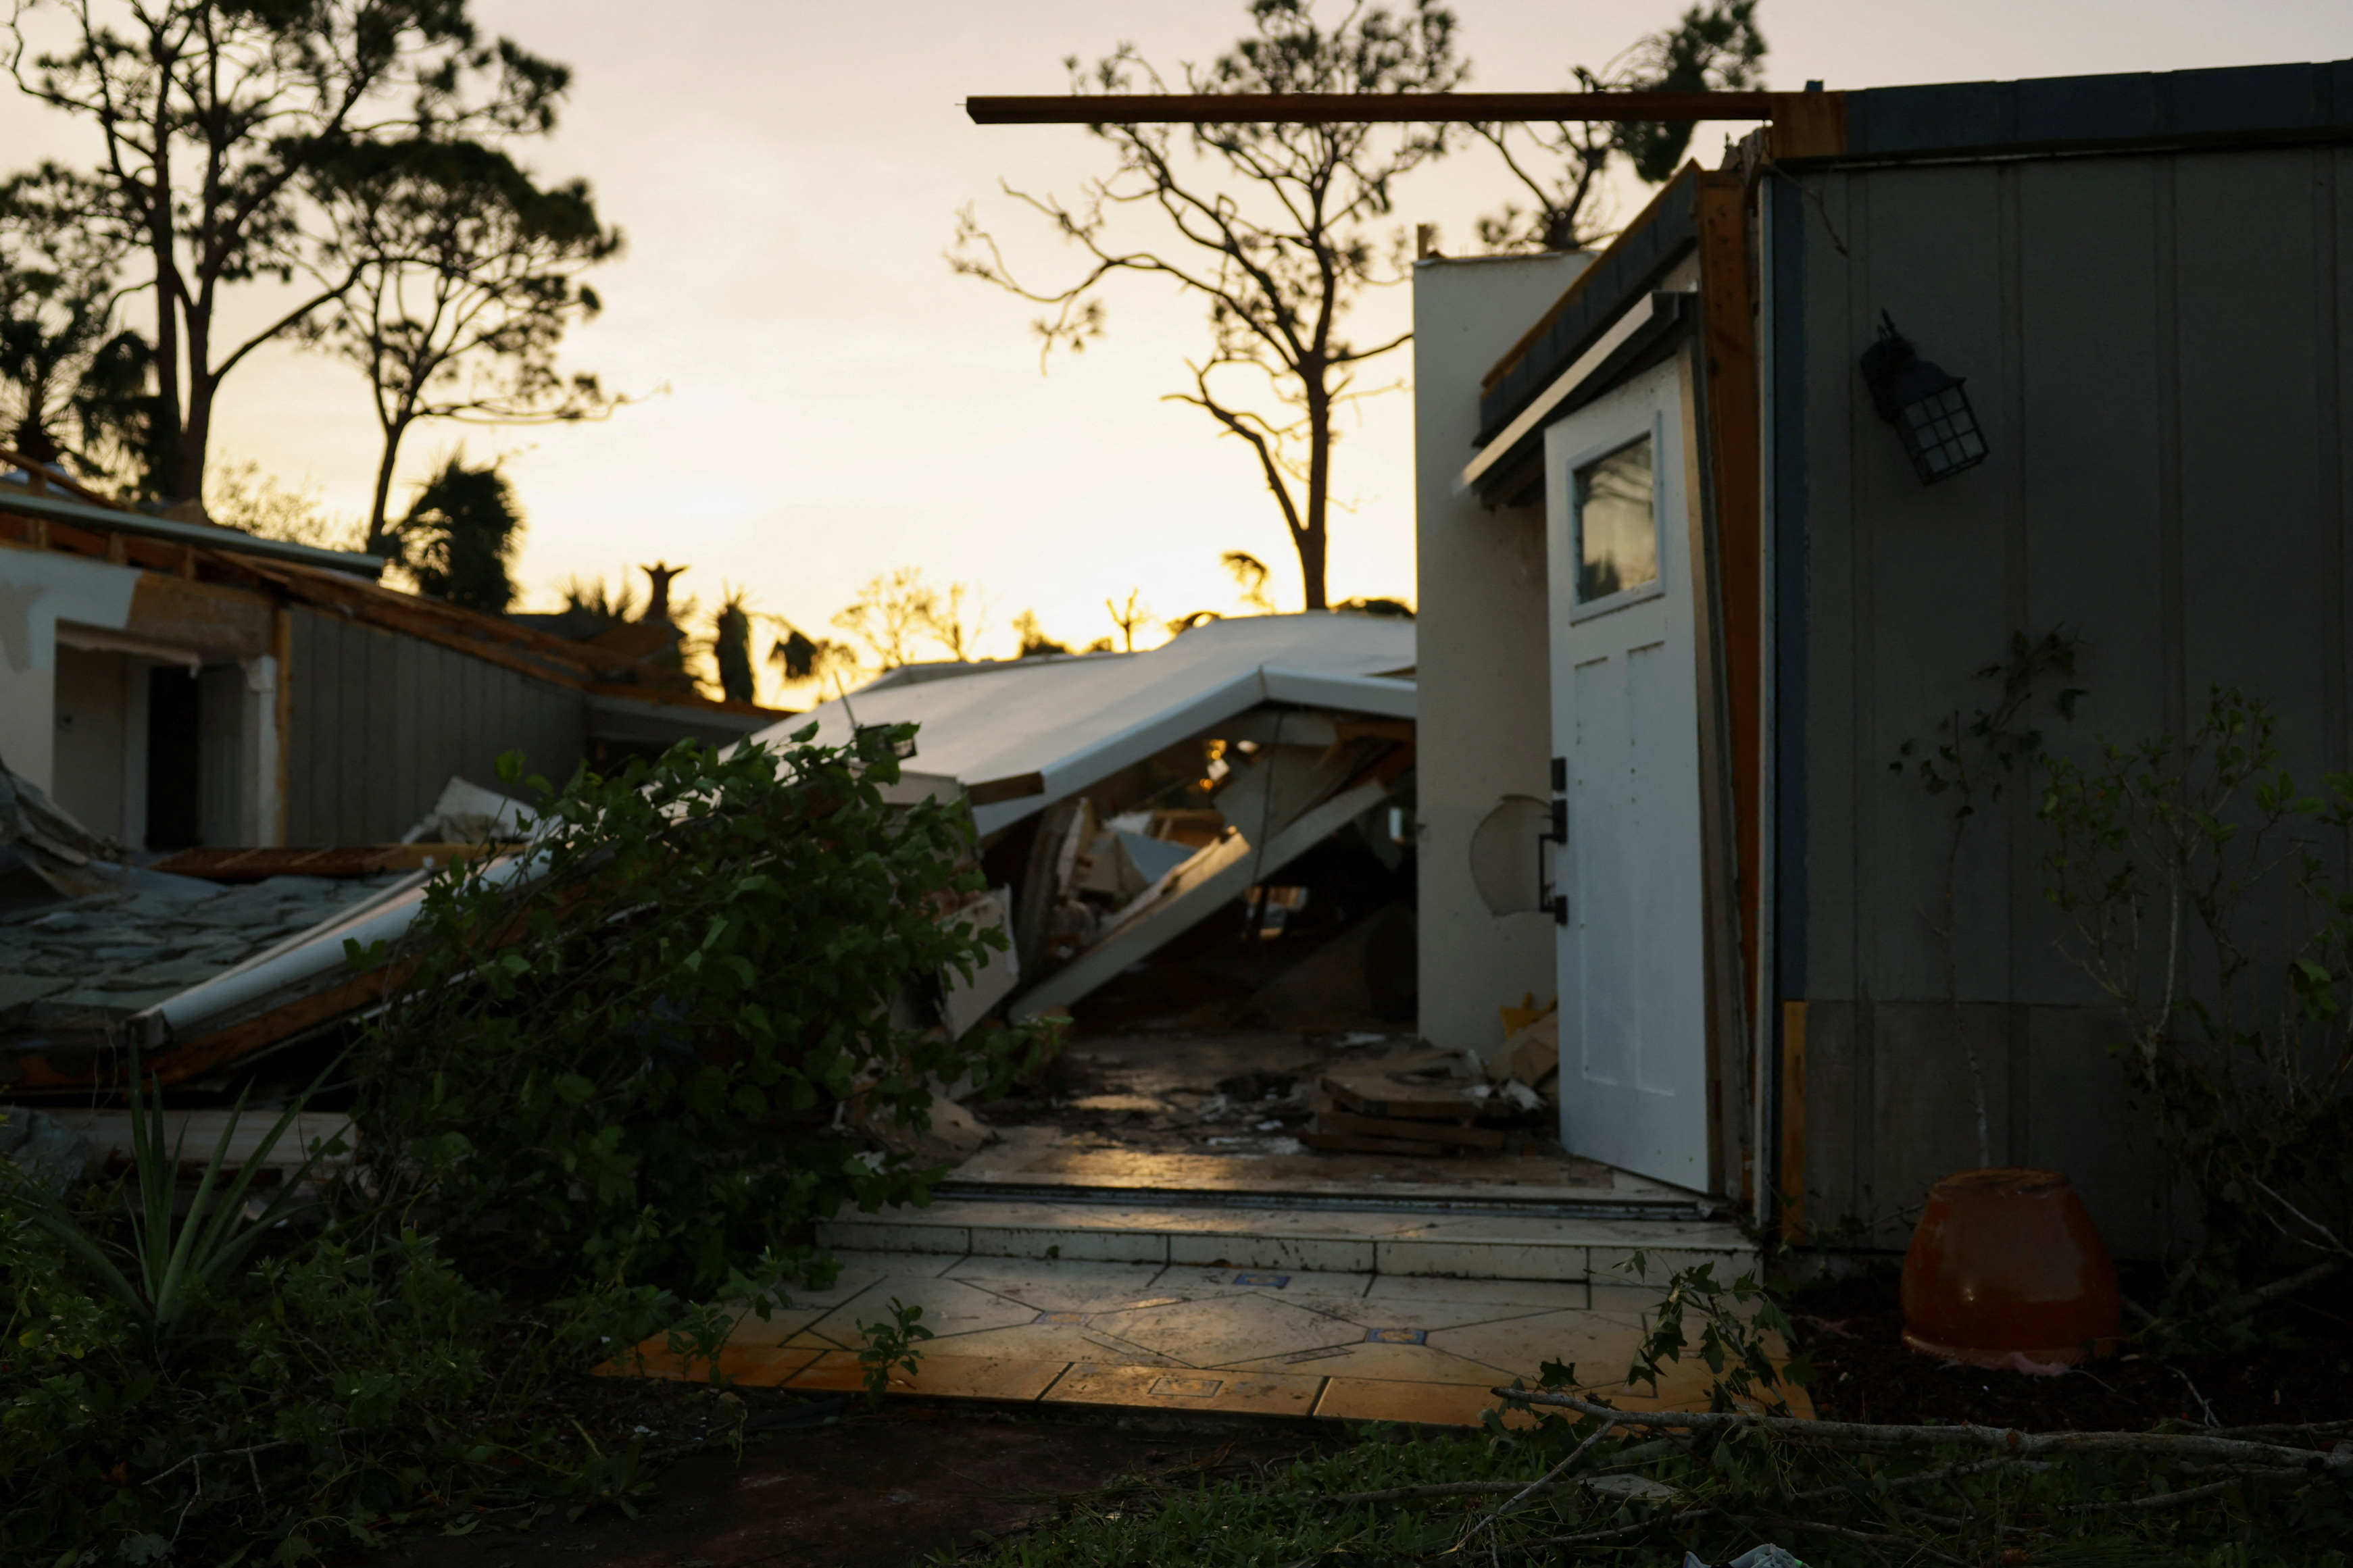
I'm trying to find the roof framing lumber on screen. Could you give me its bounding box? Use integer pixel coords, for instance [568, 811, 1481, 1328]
[966, 91, 1809, 125]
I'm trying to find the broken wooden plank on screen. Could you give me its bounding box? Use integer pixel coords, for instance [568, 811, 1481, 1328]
[1299, 1130, 1464, 1157]
[1314, 1110, 1506, 1151]
[1320, 1069, 1483, 1122]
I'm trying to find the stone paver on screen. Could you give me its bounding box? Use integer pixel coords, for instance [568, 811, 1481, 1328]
[608, 1249, 1806, 1428]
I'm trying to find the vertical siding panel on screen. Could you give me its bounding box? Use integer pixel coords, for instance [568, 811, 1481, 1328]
[2006, 155, 2174, 1239]
[2175, 151, 2326, 763]
[286, 610, 313, 845]
[341, 622, 371, 846]
[2314, 146, 2345, 775]
[2339, 148, 2353, 780]
[402, 637, 431, 835]
[2011, 155, 2167, 984]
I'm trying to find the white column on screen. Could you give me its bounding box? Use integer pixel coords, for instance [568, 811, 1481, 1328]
[240, 653, 282, 846]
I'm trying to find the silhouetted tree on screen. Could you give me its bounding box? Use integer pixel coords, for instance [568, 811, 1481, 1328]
[399, 457, 523, 612]
[1471, 1, 1766, 252]
[309, 136, 623, 551]
[833, 567, 941, 669]
[0, 164, 153, 485]
[1013, 609, 1069, 657]
[713, 588, 756, 703]
[8, 0, 571, 508]
[953, 0, 1463, 611]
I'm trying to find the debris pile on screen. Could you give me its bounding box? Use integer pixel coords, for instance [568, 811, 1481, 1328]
[1304, 1034, 1558, 1157]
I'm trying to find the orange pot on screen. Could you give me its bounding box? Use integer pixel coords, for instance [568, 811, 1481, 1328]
[1900, 1167, 2119, 1369]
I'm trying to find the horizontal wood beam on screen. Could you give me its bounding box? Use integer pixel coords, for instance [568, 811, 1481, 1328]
[965, 91, 1802, 126]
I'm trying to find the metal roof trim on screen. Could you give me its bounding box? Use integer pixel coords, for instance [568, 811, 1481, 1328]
[1839, 57, 2353, 165]
[1475, 169, 1701, 444]
[0, 484, 387, 577]
[1459, 290, 1673, 499]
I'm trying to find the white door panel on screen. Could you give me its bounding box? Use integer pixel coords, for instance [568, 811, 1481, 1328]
[1546, 360, 1710, 1189]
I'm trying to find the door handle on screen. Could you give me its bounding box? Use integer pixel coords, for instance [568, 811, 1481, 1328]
[1537, 793, 1568, 925]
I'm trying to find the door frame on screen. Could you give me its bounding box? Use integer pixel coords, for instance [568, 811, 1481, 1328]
[1543, 345, 1745, 1199]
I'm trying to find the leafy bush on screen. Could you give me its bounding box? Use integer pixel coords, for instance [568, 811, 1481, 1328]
[349, 728, 1051, 1297]
[1, 1175, 708, 1563]
[2041, 688, 2353, 1313]
[3, 727, 1045, 1563]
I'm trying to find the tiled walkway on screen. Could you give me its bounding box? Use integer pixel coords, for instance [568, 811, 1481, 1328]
[617, 1248, 1777, 1427]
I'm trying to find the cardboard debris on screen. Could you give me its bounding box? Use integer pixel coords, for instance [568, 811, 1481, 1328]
[1498, 992, 1557, 1038]
[1489, 1011, 1560, 1088]
[850, 1090, 991, 1164]
[400, 776, 538, 845]
[1303, 1048, 1550, 1157]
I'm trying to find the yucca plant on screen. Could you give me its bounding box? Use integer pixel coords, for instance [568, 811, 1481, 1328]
[14, 1040, 343, 1343]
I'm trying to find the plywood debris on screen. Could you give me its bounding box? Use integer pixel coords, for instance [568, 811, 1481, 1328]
[1303, 1047, 1552, 1157]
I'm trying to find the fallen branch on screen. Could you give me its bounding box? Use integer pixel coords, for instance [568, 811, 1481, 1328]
[1495, 1391, 2353, 1477]
[2064, 1477, 2246, 1513]
[2231, 1259, 2342, 1313]
[1320, 1480, 1527, 1504]
[1513, 1507, 1722, 1550]
[1741, 1513, 1972, 1567]
[1462, 1420, 1612, 1542]
[2210, 1417, 2353, 1439]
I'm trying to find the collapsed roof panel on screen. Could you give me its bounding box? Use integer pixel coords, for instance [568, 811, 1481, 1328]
[3, 617, 1417, 1094]
[742, 614, 1414, 837]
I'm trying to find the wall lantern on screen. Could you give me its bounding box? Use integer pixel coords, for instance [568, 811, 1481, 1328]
[1860, 311, 1987, 484]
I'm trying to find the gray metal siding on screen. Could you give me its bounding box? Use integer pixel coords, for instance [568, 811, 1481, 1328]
[1787, 145, 2353, 1255]
[284, 607, 585, 846]
[1843, 59, 2353, 162]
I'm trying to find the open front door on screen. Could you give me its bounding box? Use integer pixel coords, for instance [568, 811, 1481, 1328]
[1545, 359, 1711, 1190]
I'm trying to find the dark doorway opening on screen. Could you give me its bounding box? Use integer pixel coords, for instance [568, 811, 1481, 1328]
[147, 666, 201, 851]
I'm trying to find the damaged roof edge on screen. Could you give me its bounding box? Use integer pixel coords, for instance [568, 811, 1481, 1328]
[966, 665, 1413, 838]
[133, 854, 536, 1048]
[0, 484, 388, 578]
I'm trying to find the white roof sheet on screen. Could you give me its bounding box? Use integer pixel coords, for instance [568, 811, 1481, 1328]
[740, 613, 1415, 836]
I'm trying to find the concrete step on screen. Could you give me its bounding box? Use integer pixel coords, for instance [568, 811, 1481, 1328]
[818, 1195, 1757, 1284]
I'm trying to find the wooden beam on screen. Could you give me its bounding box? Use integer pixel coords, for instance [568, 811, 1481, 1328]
[1695, 171, 1765, 1051]
[966, 90, 1834, 127]
[1778, 1001, 1809, 1242]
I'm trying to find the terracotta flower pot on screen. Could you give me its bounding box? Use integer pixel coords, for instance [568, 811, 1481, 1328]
[1900, 1167, 2119, 1369]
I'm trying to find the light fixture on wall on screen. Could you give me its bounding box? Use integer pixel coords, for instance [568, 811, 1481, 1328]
[1860, 312, 1987, 485]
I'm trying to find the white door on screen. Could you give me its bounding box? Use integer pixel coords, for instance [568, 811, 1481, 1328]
[1545, 359, 1710, 1190]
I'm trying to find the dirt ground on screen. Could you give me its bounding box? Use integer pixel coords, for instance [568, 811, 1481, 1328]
[1793, 1267, 2353, 1430]
[356, 1380, 1314, 1568]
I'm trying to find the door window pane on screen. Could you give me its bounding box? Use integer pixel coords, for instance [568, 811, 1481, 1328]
[1575, 436, 1656, 603]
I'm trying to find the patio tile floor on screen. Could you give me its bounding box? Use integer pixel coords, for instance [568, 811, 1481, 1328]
[608, 1251, 1806, 1429]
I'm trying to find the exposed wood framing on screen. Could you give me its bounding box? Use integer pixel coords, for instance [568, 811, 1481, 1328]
[1779, 1000, 1809, 1241]
[1696, 171, 1766, 1040]
[964, 90, 1844, 130]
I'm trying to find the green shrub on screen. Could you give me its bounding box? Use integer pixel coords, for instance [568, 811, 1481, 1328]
[2, 727, 1047, 1563]
[2041, 688, 2353, 1316]
[347, 726, 1051, 1298]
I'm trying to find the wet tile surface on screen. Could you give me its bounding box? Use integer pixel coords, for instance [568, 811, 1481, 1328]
[610, 1247, 1807, 1429]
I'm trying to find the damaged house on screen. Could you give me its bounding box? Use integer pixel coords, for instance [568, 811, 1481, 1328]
[0, 461, 785, 1092]
[746, 611, 1420, 1030]
[1412, 55, 2353, 1251]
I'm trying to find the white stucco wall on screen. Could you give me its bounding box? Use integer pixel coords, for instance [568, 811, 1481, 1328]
[0, 545, 139, 796]
[1412, 251, 1590, 1055]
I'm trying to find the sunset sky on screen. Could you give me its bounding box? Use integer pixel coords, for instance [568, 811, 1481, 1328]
[3, 0, 2346, 700]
